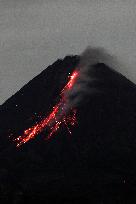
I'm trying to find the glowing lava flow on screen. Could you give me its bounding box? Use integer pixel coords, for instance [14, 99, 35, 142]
[13, 70, 79, 147]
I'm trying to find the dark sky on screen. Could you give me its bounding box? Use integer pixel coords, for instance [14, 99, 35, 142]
[0, 0, 136, 104]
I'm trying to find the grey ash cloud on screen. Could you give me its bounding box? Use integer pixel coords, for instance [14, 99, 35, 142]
[64, 47, 115, 108]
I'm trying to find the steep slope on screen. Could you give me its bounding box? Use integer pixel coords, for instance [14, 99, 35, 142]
[0, 55, 136, 203]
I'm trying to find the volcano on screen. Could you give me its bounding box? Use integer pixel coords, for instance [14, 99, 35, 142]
[0, 54, 136, 203]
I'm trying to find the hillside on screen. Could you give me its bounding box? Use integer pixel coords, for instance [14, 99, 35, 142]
[0, 55, 136, 203]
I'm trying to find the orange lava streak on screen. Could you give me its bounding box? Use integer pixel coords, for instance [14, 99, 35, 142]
[13, 70, 79, 147]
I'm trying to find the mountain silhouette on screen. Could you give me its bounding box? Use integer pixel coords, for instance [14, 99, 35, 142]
[0, 54, 136, 203]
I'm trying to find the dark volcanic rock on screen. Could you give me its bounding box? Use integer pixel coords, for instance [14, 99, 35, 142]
[0, 55, 136, 203]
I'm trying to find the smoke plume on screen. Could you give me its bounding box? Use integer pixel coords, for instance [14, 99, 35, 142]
[64, 46, 115, 108]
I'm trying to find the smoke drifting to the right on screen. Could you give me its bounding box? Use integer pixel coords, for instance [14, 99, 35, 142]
[64, 46, 114, 109]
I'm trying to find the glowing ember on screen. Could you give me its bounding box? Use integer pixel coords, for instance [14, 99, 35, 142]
[12, 70, 79, 147]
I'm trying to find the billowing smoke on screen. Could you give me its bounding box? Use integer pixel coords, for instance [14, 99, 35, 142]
[64, 46, 115, 108]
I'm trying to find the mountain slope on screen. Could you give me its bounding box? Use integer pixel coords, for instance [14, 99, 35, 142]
[0, 55, 136, 203]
